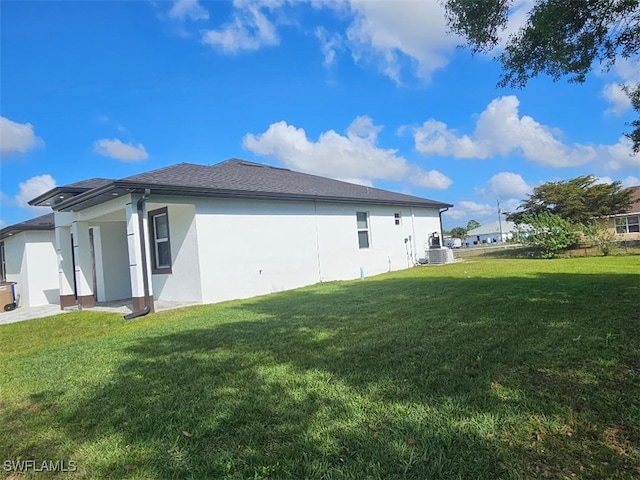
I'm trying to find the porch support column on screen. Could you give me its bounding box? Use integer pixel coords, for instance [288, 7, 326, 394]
[126, 199, 154, 313]
[71, 221, 95, 308]
[56, 225, 75, 309]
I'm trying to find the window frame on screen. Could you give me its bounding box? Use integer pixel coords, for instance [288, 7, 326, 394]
[394, 212, 402, 226]
[148, 207, 173, 274]
[615, 215, 640, 234]
[356, 211, 371, 249]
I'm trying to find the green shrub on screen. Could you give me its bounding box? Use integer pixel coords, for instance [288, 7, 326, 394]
[582, 221, 617, 256]
[517, 212, 578, 258]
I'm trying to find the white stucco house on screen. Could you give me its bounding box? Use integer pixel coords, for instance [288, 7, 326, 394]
[29, 159, 452, 316]
[464, 220, 516, 246]
[0, 213, 59, 307]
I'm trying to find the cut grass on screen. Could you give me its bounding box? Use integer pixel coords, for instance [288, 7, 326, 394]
[1, 256, 639, 479]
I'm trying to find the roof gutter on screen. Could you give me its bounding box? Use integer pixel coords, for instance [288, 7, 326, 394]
[124, 189, 152, 320]
[438, 207, 449, 241]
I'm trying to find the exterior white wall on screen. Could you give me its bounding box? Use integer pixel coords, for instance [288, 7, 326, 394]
[316, 204, 430, 281]
[195, 198, 319, 304]
[192, 198, 442, 304]
[149, 202, 202, 303]
[97, 222, 132, 302]
[25, 231, 59, 306]
[2, 231, 58, 307]
[50, 193, 443, 308]
[3, 234, 27, 306]
[410, 208, 445, 263]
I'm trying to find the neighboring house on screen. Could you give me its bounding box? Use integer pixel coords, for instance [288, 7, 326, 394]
[464, 220, 516, 246]
[602, 185, 640, 240]
[29, 159, 453, 313]
[0, 213, 59, 307]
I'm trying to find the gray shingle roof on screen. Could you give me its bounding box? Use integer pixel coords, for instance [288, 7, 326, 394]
[31, 159, 452, 211]
[120, 159, 451, 208]
[0, 213, 54, 240]
[65, 178, 113, 189]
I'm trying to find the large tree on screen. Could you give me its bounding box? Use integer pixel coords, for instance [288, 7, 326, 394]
[450, 226, 468, 239]
[466, 219, 481, 230]
[517, 211, 578, 258]
[508, 175, 633, 224]
[444, 0, 640, 152]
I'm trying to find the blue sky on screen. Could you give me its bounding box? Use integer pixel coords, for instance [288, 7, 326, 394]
[1, 0, 638, 230]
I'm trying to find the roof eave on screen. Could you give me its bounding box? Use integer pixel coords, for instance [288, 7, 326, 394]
[29, 186, 94, 207]
[0, 224, 54, 240]
[54, 181, 453, 212]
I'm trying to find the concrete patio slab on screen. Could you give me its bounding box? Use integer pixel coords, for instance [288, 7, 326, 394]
[0, 300, 200, 326]
[0, 304, 67, 325]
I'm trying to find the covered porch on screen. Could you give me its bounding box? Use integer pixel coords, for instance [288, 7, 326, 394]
[53, 193, 202, 315]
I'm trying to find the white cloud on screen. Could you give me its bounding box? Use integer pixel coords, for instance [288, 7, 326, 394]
[201, 1, 280, 53]
[605, 136, 640, 171]
[497, 0, 535, 48]
[443, 200, 494, 221]
[243, 116, 452, 190]
[15, 174, 56, 209]
[613, 58, 640, 84]
[343, 1, 457, 83]
[488, 172, 533, 198]
[196, 1, 458, 82]
[601, 58, 640, 116]
[409, 167, 453, 190]
[0, 116, 44, 156]
[168, 0, 209, 21]
[602, 83, 632, 116]
[594, 176, 614, 185]
[93, 138, 149, 162]
[315, 26, 343, 67]
[596, 175, 640, 188]
[413, 95, 635, 168]
[500, 197, 523, 214]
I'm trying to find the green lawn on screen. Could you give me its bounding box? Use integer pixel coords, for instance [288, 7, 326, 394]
[1, 257, 639, 479]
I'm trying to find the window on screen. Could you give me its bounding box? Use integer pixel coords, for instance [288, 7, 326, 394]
[148, 207, 172, 274]
[615, 216, 639, 234]
[0, 242, 5, 282]
[356, 211, 370, 249]
[394, 212, 402, 226]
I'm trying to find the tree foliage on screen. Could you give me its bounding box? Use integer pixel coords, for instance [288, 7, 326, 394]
[466, 219, 481, 230]
[444, 0, 640, 152]
[517, 212, 578, 258]
[450, 226, 468, 239]
[508, 175, 632, 224]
